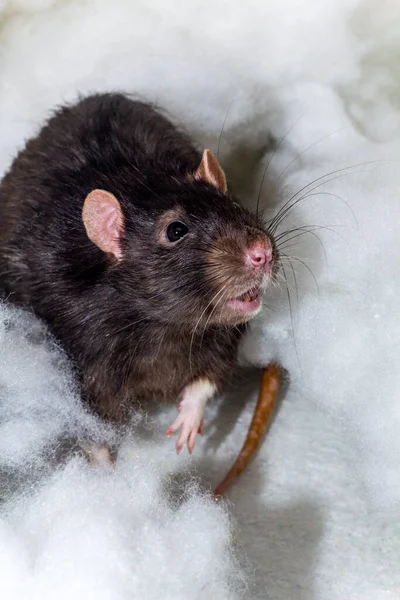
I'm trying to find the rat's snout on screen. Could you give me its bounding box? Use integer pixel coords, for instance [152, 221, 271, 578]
[246, 241, 273, 271]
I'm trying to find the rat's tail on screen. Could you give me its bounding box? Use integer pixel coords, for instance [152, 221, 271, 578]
[213, 363, 281, 498]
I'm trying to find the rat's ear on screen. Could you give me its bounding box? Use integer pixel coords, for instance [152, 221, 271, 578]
[194, 149, 227, 193]
[82, 189, 124, 260]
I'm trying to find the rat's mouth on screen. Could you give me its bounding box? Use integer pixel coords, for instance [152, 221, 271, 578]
[226, 285, 261, 313]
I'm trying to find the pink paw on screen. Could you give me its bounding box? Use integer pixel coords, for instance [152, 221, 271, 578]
[166, 401, 204, 454]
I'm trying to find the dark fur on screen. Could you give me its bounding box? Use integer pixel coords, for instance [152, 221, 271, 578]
[0, 93, 273, 420]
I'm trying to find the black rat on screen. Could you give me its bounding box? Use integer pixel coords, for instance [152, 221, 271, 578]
[0, 92, 277, 455]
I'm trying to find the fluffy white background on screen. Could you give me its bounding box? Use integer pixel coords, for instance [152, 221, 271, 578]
[0, 0, 399, 598]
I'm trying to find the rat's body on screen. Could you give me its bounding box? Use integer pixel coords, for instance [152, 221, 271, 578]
[0, 93, 276, 452]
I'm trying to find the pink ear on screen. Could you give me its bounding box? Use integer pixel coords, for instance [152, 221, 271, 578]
[82, 189, 124, 260]
[194, 149, 227, 193]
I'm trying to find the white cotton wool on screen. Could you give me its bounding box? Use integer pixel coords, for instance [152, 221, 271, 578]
[0, 304, 245, 600]
[0, 457, 244, 600]
[0, 0, 400, 598]
[0, 304, 114, 472]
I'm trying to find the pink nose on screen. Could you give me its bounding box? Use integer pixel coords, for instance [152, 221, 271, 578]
[246, 244, 272, 269]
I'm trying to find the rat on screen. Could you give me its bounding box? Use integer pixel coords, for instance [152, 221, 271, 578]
[0, 92, 277, 455]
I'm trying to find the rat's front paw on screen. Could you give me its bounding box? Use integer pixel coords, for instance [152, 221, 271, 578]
[166, 400, 204, 454]
[166, 378, 215, 454]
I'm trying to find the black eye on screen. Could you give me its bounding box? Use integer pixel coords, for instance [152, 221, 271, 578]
[166, 221, 189, 242]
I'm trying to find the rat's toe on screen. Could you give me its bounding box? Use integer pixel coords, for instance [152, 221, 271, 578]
[167, 413, 184, 436]
[188, 429, 198, 454]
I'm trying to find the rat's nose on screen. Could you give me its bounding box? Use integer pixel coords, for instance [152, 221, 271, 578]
[246, 244, 273, 270]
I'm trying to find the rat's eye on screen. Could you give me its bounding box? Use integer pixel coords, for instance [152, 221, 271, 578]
[166, 221, 189, 243]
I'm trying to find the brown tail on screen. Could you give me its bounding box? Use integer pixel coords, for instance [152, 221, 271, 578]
[213, 363, 280, 498]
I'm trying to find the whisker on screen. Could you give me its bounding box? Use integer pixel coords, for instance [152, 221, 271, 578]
[280, 253, 299, 307]
[188, 286, 227, 377]
[274, 271, 297, 296]
[275, 224, 336, 241]
[267, 162, 382, 233]
[286, 190, 357, 228]
[217, 94, 236, 160]
[280, 253, 320, 298]
[278, 251, 323, 265]
[255, 111, 305, 222]
[199, 285, 230, 351]
[280, 263, 302, 374]
[268, 178, 358, 234]
[276, 125, 350, 183]
[277, 229, 328, 265]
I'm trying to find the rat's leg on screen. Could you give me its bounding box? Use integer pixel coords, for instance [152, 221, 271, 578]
[81, 441, 113, 465]
[166, 378, 216, 454]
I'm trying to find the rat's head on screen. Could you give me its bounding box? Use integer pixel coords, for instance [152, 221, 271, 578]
[82, 149, 278, 329]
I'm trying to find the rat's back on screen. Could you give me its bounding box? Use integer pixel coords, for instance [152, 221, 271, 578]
[0, 93, 200, 303]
